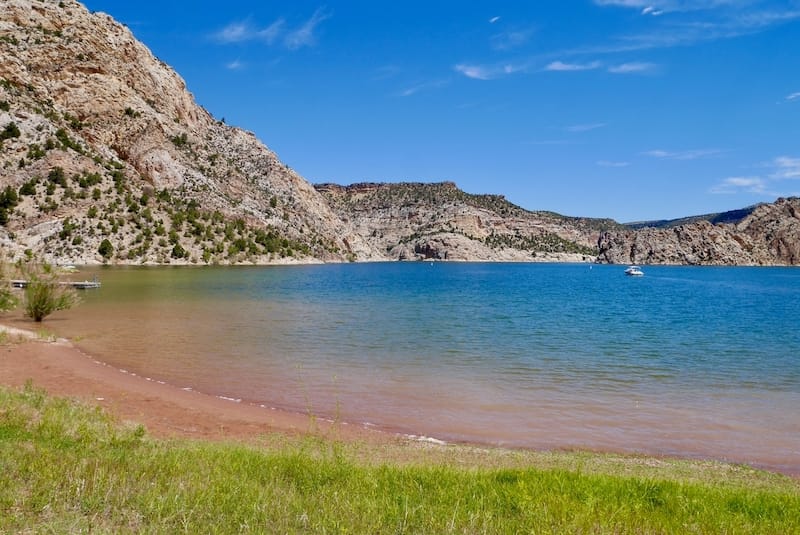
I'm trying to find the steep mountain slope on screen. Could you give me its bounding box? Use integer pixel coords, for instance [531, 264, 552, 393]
[317, 182, 618, 261]
[0, 0, 377, 264]
[597, 197, 800, 265]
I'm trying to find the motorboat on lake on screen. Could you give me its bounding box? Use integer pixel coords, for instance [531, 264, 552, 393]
[624, 265, 644, 276]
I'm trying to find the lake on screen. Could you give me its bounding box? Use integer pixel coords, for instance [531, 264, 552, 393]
[36, 262, 800, 474]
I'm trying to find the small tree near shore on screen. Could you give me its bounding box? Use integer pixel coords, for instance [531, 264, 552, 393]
[0, 260, 19, 313]
[21, 262, 80, 322]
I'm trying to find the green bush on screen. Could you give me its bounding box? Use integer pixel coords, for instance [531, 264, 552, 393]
[20, 263, 80, 322]
[0, 261, 18, 312]
[170, 132, 188, 147]
[1, 121, 20, 140]
[98, 238, 114, 259]
[18, 178, 37, 196]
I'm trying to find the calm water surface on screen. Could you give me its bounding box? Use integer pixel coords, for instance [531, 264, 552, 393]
[34, 263, 800, 474]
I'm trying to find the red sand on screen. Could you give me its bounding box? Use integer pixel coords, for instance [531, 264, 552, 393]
[0, 334, 392, 445]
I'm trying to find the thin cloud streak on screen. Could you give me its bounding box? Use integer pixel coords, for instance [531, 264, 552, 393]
[566, 123, 607, 132]
[396, 79, 449, 97]
[710, 176, 767, 194]
[454, 62, 528, 80]
[710, 156, 800, 195]
[490, 28, 536, 51]
[284, 8, 331, 50]
[545, 60, 602, 71]
[643, 148, 725, 160]
[454, 64, 494, 80]
[213, 8, 330, 50]
[579, 2, 800, 57]
[608, 62, 657, 73]
[771, 156, 800, 179]
[597, 160, 631, 167]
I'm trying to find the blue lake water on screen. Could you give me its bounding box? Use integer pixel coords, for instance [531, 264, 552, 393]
[44, 263, 800, 474]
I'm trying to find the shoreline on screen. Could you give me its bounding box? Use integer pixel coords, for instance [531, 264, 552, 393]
[2, 323, 798, 480]
[0, 324, 394, 445]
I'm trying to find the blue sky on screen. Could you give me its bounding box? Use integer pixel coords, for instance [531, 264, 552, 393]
[81, 0, 800, 222]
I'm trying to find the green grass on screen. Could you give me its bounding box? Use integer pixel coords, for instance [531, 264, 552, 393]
[1, 383, 798, 533]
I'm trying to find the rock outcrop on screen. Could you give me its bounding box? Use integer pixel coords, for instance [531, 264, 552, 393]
[597, 197, 800, 265]
[317, 182, 616, 262]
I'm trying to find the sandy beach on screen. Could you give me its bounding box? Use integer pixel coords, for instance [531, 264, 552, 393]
[0, 326, 391, 445]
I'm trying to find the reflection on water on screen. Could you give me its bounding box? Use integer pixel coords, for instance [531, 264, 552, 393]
[16, 263, 800, 474]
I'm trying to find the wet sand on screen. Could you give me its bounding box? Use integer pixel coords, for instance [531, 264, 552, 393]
[0, 328, 392, 445]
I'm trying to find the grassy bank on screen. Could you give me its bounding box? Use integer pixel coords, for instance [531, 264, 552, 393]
[1, 383, 798, 533]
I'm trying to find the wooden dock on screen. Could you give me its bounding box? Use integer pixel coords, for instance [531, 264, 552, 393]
[9, 279, 101, 290]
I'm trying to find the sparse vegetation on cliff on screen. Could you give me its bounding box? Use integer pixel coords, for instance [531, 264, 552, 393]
[318, 182, 603, 261]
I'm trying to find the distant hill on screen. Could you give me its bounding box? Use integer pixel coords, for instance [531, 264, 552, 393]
[625, 205, 762, 230]
[316, 182, 616, 262]
[598, 198, 800, 265]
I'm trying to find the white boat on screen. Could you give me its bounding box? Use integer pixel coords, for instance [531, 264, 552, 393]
[624, 265, 644, 276]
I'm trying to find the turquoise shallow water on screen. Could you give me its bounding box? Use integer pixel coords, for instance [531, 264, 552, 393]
[43, 263, 800, 474]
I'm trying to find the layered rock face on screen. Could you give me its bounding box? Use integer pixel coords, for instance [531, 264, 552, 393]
[0, 0, 376, 264]
[317, 182, 615, 262]
[597, 197, 800, 265]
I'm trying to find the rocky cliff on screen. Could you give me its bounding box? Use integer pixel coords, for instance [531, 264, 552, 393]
[597, 197, 800, 265]
[0, 0, 377, 264]
[317, 182, 617, 262]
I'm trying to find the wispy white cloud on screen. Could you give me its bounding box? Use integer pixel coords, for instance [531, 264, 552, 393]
[566, 123, 607, 132]
[595, 1, 768, 15]
[454, 62, 527, 80]
[490, 28, 536, 51]
[284, 8, 331, 50]
[771, 156, 800, 179]
[710, 156, 800, 195]
[258, 20, 285, 44]
[642, 6, 665, 16]
[396, 79, 449, 97]
[213, 8, 330, 50]
[597, 160, 631, 167]
[710, 176, 767, 194]
[214, 19, 283, 44]
[643, 148, 725, 160]
[786, 92, 800, 101]
[545, 60, 602, 71]
[454, 64, 495, 80]
[215, 21, 254, 43]
[608, 61, 657, 73]
[226, 59, 245, 70]
[589, 1, 800, 53]
[489, 16, 501, 24]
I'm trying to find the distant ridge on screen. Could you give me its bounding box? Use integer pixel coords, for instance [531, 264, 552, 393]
[316, 181, 611, 262]
[625, 205, 763, 230]
[598, 197, 800, 265]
